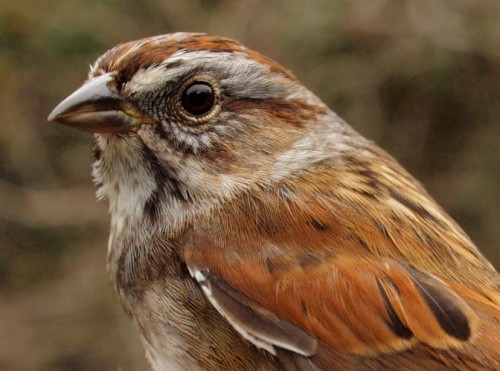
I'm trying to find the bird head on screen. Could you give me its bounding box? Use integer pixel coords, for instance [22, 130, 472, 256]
[48, 33, 347, 232]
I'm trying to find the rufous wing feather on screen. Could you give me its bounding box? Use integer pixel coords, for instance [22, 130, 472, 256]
[186, 239, 480, 356]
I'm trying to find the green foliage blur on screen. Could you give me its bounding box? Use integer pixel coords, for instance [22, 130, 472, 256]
[0, 0, 498, 370]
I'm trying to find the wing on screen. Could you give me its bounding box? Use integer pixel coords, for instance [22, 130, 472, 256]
[186, 241, 484, 352]
[183, 159, 500, 369]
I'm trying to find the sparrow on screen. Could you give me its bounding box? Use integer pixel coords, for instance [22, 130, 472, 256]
[48, 33, 500, 370]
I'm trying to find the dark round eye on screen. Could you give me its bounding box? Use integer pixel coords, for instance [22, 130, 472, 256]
[181, 82, 215, 116]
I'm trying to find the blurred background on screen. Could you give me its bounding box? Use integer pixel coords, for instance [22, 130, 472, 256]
[0, 0, 498, 370]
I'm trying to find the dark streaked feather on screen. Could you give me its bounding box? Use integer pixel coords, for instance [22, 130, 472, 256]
[140, 140, 190, 220]
[404, 265, 472, 341]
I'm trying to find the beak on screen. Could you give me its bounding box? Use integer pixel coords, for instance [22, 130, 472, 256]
[47, 72, 153, 133]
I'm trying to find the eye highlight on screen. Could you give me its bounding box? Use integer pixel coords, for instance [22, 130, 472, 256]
[181, 82, 215, 117]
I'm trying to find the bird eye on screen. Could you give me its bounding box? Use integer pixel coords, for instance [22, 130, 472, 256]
[181, 82, 215, 116]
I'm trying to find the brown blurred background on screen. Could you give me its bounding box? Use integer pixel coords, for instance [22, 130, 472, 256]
[0, 0, 498, 370]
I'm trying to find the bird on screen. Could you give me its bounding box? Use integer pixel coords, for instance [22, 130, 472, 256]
[48, 33, 500, 370]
